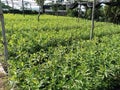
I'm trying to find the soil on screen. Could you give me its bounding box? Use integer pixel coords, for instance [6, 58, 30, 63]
[0, 53, 8, 90]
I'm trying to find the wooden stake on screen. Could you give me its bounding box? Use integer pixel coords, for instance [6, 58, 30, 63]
[0, 1, 8, 60]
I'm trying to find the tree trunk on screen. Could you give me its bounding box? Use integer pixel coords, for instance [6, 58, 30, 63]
[78, 2, 81, 22]
[22, 0, 25, 17]
[90, 0, 95, 40]
[6, 0, 9, 6]
[38, 4, 41, 22]
[11, 0, 14, 14]
[0, 2, 8, 60]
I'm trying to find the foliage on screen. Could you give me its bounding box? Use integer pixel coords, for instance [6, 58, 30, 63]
[68, 0, 120, 24]
[35, 0, 45, 21]
[103, 4, 120, 24]
[67, 9, 78, 17]
[1, 2, 11, 9]
[0, 14, 120, 90]
[51, 4, 60, 15]
[36, 0, 45, 6]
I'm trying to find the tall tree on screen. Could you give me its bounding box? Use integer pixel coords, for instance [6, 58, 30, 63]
[104, 0, 120, 24]
[52, 3, 59, 16]
[0, 0, 8, 60]
[36, 0, 45, 21]
[77, 0, 82, 22]
[6, 0, 9, 6]
[22, 0, 25, 17]
[11, 0, 14, 12]
[90, 0, 96, 40]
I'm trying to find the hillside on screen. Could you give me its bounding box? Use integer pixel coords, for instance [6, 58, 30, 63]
[0, 14, 120, 90]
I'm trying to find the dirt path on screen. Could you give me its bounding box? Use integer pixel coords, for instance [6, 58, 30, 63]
[0, 62, 7, 90]
[0, 53, 8, 90]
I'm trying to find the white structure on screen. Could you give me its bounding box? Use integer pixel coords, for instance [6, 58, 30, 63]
[44, 0, 75, 5]
[2, 0, 107, 12]
[1, 0, 76, 11]
[1, 0, 40, 12]
[44, 0, 54, 5]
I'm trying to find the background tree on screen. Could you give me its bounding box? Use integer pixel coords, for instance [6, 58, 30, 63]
[36, 0, 45, 21]
[11, 0, 14, 13]
[103, 0, 120, 24]
[90, 0, 96, 40]
[76, 0, 81, 22]
[6, 0, 8, 6]
[52, 4, 59, 16]
[22, 0, 25, 17]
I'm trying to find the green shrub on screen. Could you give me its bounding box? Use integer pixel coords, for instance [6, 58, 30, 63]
[1, 14, 120, 90]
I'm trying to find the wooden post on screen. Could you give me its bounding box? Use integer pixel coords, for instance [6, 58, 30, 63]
[90, 0, 95, 40]
[0, 1, 8, 60]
